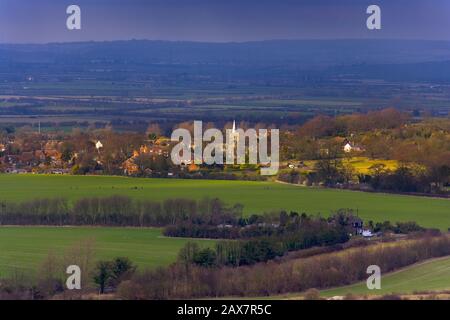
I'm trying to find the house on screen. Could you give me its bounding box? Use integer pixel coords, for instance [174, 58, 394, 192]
[45, 149, 63, 166]
[188, 163, 200, 172]
[121, 144, 169, 175]
[362, 230, 374, 238]
[95, 141, 103, 151]
[343, 143, 353, 153]
[350, 217, 364, 236]
[137, 145, 169, 157]
[122, 158, 139, 175]
[45, 149, 62, 160]
[343, 142, 365, 153]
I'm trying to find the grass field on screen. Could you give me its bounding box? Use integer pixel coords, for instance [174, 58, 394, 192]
[0, 174, 449, 229]
[300, 157, 399, 174]
[0, 226, 214, 276]
[342, 157, 399, 174]
[321, 256, 450, 297]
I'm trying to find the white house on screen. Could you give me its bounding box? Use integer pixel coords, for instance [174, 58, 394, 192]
[343, 142, 364, 153]
[362, 230, 374, 238]
[343, 143, 353, 153]
[96, 141, 103, 150]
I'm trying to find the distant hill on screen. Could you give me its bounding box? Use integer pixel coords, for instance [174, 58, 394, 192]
[2, 39, 450, 67]
[2, 39, 450, 84]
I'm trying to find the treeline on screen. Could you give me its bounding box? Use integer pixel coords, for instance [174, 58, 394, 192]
[158, 209, 427, 268]
[165, 209, 356, 239]
[280, 162, 450, 195]
[177, 225, 348, 268]
[117, 234, 450, 299]
[359, 165, 450, 194]
[0, 196, 243, 227]
[173, 211, 356, 267]
[297, 108, 409, 138]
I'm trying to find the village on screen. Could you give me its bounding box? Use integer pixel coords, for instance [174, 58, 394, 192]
[0, 123, 362, 178]
[1, 109, 448, 198]
[0, 132, 174, 176]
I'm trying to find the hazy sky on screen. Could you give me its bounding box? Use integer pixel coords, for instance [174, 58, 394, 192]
[1, 0, 450, 43]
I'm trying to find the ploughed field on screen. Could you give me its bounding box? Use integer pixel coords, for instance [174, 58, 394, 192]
[0, 174, 449, 230]
[0, 226, 214, 275]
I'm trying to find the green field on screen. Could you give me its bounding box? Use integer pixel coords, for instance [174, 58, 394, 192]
[0, 226, 214, 276]
[0, 174, 449, 229]
[321, 256, 450, 297]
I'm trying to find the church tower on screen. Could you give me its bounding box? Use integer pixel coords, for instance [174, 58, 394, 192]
[231, 120, 239, 143]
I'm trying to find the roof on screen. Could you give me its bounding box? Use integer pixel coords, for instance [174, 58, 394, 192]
[362, 230, 374, 237]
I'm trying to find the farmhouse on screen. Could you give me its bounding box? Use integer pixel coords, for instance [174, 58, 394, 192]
[343, 142, 365, 153]
[95, 140, 103, 151]
[362, 230, 374, 238]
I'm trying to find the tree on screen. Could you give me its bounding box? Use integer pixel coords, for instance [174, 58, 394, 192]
[178, 242, 200, 267]
[94, 261, 113, 294]
[193, 248, 217, 268]
[93, 257, 136, 293]
[60, 142, 74, 162]
[146, 123, 162, 140]
[110, 257, 136, 288]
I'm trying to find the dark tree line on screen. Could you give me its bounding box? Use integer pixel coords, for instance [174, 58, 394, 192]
[359, 165, 450, 194]
[0, 196, 243, 227]
[165, 208, 356, 238]
[170, 211, 382, 267]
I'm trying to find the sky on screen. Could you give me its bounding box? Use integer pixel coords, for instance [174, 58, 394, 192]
[0, 0, 450, 43]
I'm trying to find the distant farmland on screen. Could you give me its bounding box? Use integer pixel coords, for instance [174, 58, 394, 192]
[0, 174, 449, 230]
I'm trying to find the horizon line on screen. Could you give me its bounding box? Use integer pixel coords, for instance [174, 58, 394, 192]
[2, 37, 450, 46]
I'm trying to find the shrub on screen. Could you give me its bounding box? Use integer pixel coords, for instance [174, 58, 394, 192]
[303, 288, 321, 300]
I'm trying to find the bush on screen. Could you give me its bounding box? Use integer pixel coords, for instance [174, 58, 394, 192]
[303, 288, 321, 300]
[93, 257, 136, 294]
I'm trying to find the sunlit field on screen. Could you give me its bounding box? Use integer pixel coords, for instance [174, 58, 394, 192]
[0, 174, 449, 229]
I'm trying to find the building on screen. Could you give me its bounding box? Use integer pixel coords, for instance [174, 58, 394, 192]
[343, 142, 365, 153]
[188, 163, 200, 172]
[96, 140, 103, 151]
[362, 230, 374, 238]
[122, 158, 139, 175]
[351, 217, 364, 236]
[122, 144, 169, 175]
